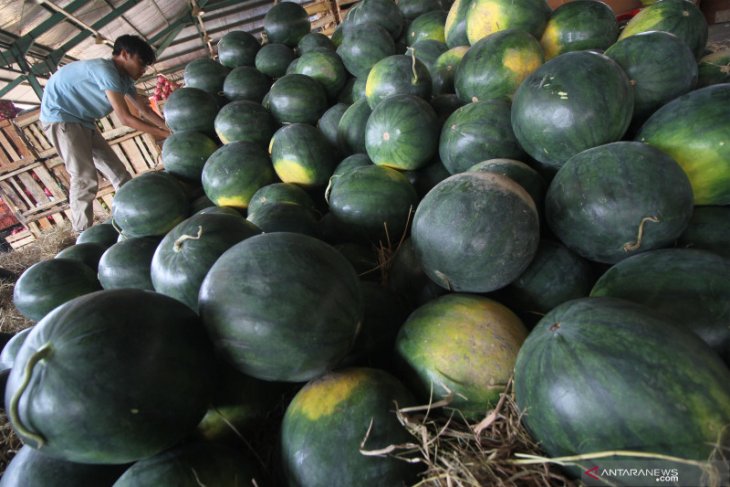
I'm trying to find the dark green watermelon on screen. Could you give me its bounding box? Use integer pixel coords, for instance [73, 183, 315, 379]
[247, 202, 321, 237]
[605, 31, 698, 123]
[336, 22, 396, 78]
[619, 0, 708, 58]
[332, 153, 373, 178]
[248, 182, 318, 216]
[444, 0, 474, 48]
[297, 32, 336, 54]
[545, 141, 693, 264]
[406, 157, 451, 199]
[97, 237, 159, 290]
[590, 248, 730, 363]
[112, 171, 190, 238]
[398, 0, 449, 20]
[54, 242, 106, 272]
[467, 158, 546, 211]
[12, 259, 101, 322]
[201, 141, 277, 209]
[213, 99, 276, 146]
[263, 1, 311, 47]
[412, 172, 540, 292]
[345, 0, 405, 39]
[409, 40, 449, 72]
[198, 232, 363, 382]
[5, 289, 216, 464]
[511, 51, 634, 172]
[326, 164, 419, 244]
[254, 43, 296, 79]
[161, 131, 218, 182]
[267, 73, 329, 125]
[163, 87, 219, 135]
[269, 123, 337, 188]
[293, 49, 348, 99]
[407, 10, 448, 46]
[337, 98, 372, 155]
[514, 297, 730, 482]
[183, 57, 230, 96]
[677, 206, 730, 259]
[540, 0, 618, 60]
[364, 54, 432, 108]
[455, 28, 543, 103]
[222, 66, 271, 102]
[365, 94, 440, 170]
[216, 30, 260, 68]
[388, 238, 447, 309]
[439, 99, 525, 174]
[75, 222, 118, 248]
[151, 212, 260, 312]
[338, 75, 368, 103]
[317, 102, 349, 148]
[281, 368, 419, 486]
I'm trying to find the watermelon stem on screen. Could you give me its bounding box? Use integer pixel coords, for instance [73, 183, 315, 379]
[173, 225, 203, 252]
[9, 342, 53, 448]
[623, 215, 660, 252]
[408, 48, 419, 84]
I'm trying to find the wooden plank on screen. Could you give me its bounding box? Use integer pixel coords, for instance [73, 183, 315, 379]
[306, 0, 332, 15]
[0, 180, 27, 215]
[33, 165, 66, 201]
[7, 229, 36, 249]
[0, 161, 43, 179]
[103, 126, 135, 141]
[2, 120, 34, 159]
[7, 177, 34, 211]
[0, 129, 22, 163]
[17, 171, 51, 206]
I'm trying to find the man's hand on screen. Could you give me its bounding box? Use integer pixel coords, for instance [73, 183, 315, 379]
[106, 90, 170, 139]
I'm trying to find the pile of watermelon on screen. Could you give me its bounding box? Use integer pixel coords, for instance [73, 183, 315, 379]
[2, 0, 730, 485]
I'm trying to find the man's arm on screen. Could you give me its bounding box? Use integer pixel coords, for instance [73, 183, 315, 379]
[106, 90, 170, 139]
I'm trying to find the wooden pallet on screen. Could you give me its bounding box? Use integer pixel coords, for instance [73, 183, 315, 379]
[306, 0, 339, 35]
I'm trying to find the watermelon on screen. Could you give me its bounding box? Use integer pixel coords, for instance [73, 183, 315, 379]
[618, 0, 708, 58]
[293, 49, 348, 99]
[12, 259, 101, 322]
[247, 203, 321, 237]
[183, 57, 230, 96]
[111, 171, 190, 238]
[465, 0, 551, 45]
[444, 0, 475, 48]
[365, 54, 432, 108]
[5, 289, 216, 464]
[467, 158, 546, 212]
[0, 328, 31, 373]
[514, 297, 730, 482]
[431, 45, 468, 95]
[697, 48, 730, 87]
[677, 206, 730, 259]
[0, 445, 125, 487]
[201, 141, 277, 209]
[326, 164, 419, 244]
[332, 153, 373, 178]
[337, 76, 368, 103]
[439, 99, 525, 174]
[161, 131, 218, 182]
[216, 30, 260, 68]
[337, 98, 372, 155]
[409, 39, 449, 72]
[222, 66, 271, 102]
[297, 32, 336, 54]
[590, 248, 730, 363]
[398, 0, 449, 20]
[54, 242, 106, 272]
[248, 182, 318, 216]
[263, 1, 311, 47]
[281, 368, 419, 486]
[75, 222, 118, 248]
[540, 0, 619, 60]
[267, 73, 329, 125]
[501, 239, 594, 318]
[254, 43, 296, 79]
[412, 172, 540, 292]
[407, 10, 447, 46]
[406, 157, 451, 199]
[345, 0, 405, 39]
[430, 92, 466, 123]
[395, 294, 527, 419]
[318, 102, 349, 148]
[336, 23, 396, 78]
[97, 237, 159, 290]
[151, 212, 260, 311]
[163, 87, 219, 135]
[388, 238, 447, 310]
[213, 99, 276, 147]
[635, 83, 730, 205]
[198, 232, 363, 382]
[546, 141, 693, 264]
[113, 441, 261, 486]
[269, 123, 337, 188]
[605, 31, 698, 123]
[511, 51, 634, 172]
[365, 94, 440, 170]
[455, 28, 543, 103]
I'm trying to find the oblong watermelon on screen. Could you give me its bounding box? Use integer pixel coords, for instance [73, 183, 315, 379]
[635, 83, 730, 205]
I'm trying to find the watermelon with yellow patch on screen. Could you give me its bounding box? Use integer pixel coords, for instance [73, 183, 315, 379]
[394, 293, 528, 419]
[281, 367, 420, 486]
[697, 48, 730, 87]
[269, 123, 338, 188]
[454, 28, 543, 103]
[465, 0, 550, 45]
[431, 45, 469, 95]
[201, 142, 277, 209]
[445, 0, 474, 48]
[540, 0, 618, 60]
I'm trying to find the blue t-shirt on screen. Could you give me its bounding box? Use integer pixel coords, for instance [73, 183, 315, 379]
[40, 58, 136, 129]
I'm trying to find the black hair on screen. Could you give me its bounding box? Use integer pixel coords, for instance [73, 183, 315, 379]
[112, 35, 156, 66]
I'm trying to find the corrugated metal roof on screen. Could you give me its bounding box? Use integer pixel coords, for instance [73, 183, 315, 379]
[0, 0, 337, 108]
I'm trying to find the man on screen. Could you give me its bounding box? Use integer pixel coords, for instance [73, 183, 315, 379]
[40, 34, 170, 233]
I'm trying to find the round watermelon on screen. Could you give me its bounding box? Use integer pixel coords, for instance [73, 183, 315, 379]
[267, 73, 329, 125]
[444, 0, 475, 48]
[344, 0, 405, 39]
[213, 99, 276, 146]
[161, 131, 218, 182]
[337, 98, 372, 155]
[269, 123, 337, 188]
[365, 54, 432, 108]
[467, 158, 546, 212]
[407, 10, 448, 46]
[431, 45, 469, 95]
[297, 32, 336, 54]
[75, 222, 118, 248]
[336, 23, 396, 78]
[540, 0, 618, 60]
[222, 66, 271, 102]
[318, 102, 349, 148]
[97, 237, 159, 291]
[163, 87, 219, 135]
[246, 202, 321, 237]
[677, 206, 730, 259]
[254, 43, 296, 79]
[54, 242, 105, 273]
[183, 57, 230, 96]
[248, 182, 318, 216]
[293, 49, 348, 99]
[465, 0, 551, 45]
[217, 30, 260, 68]
[263, 1, 311, 47]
